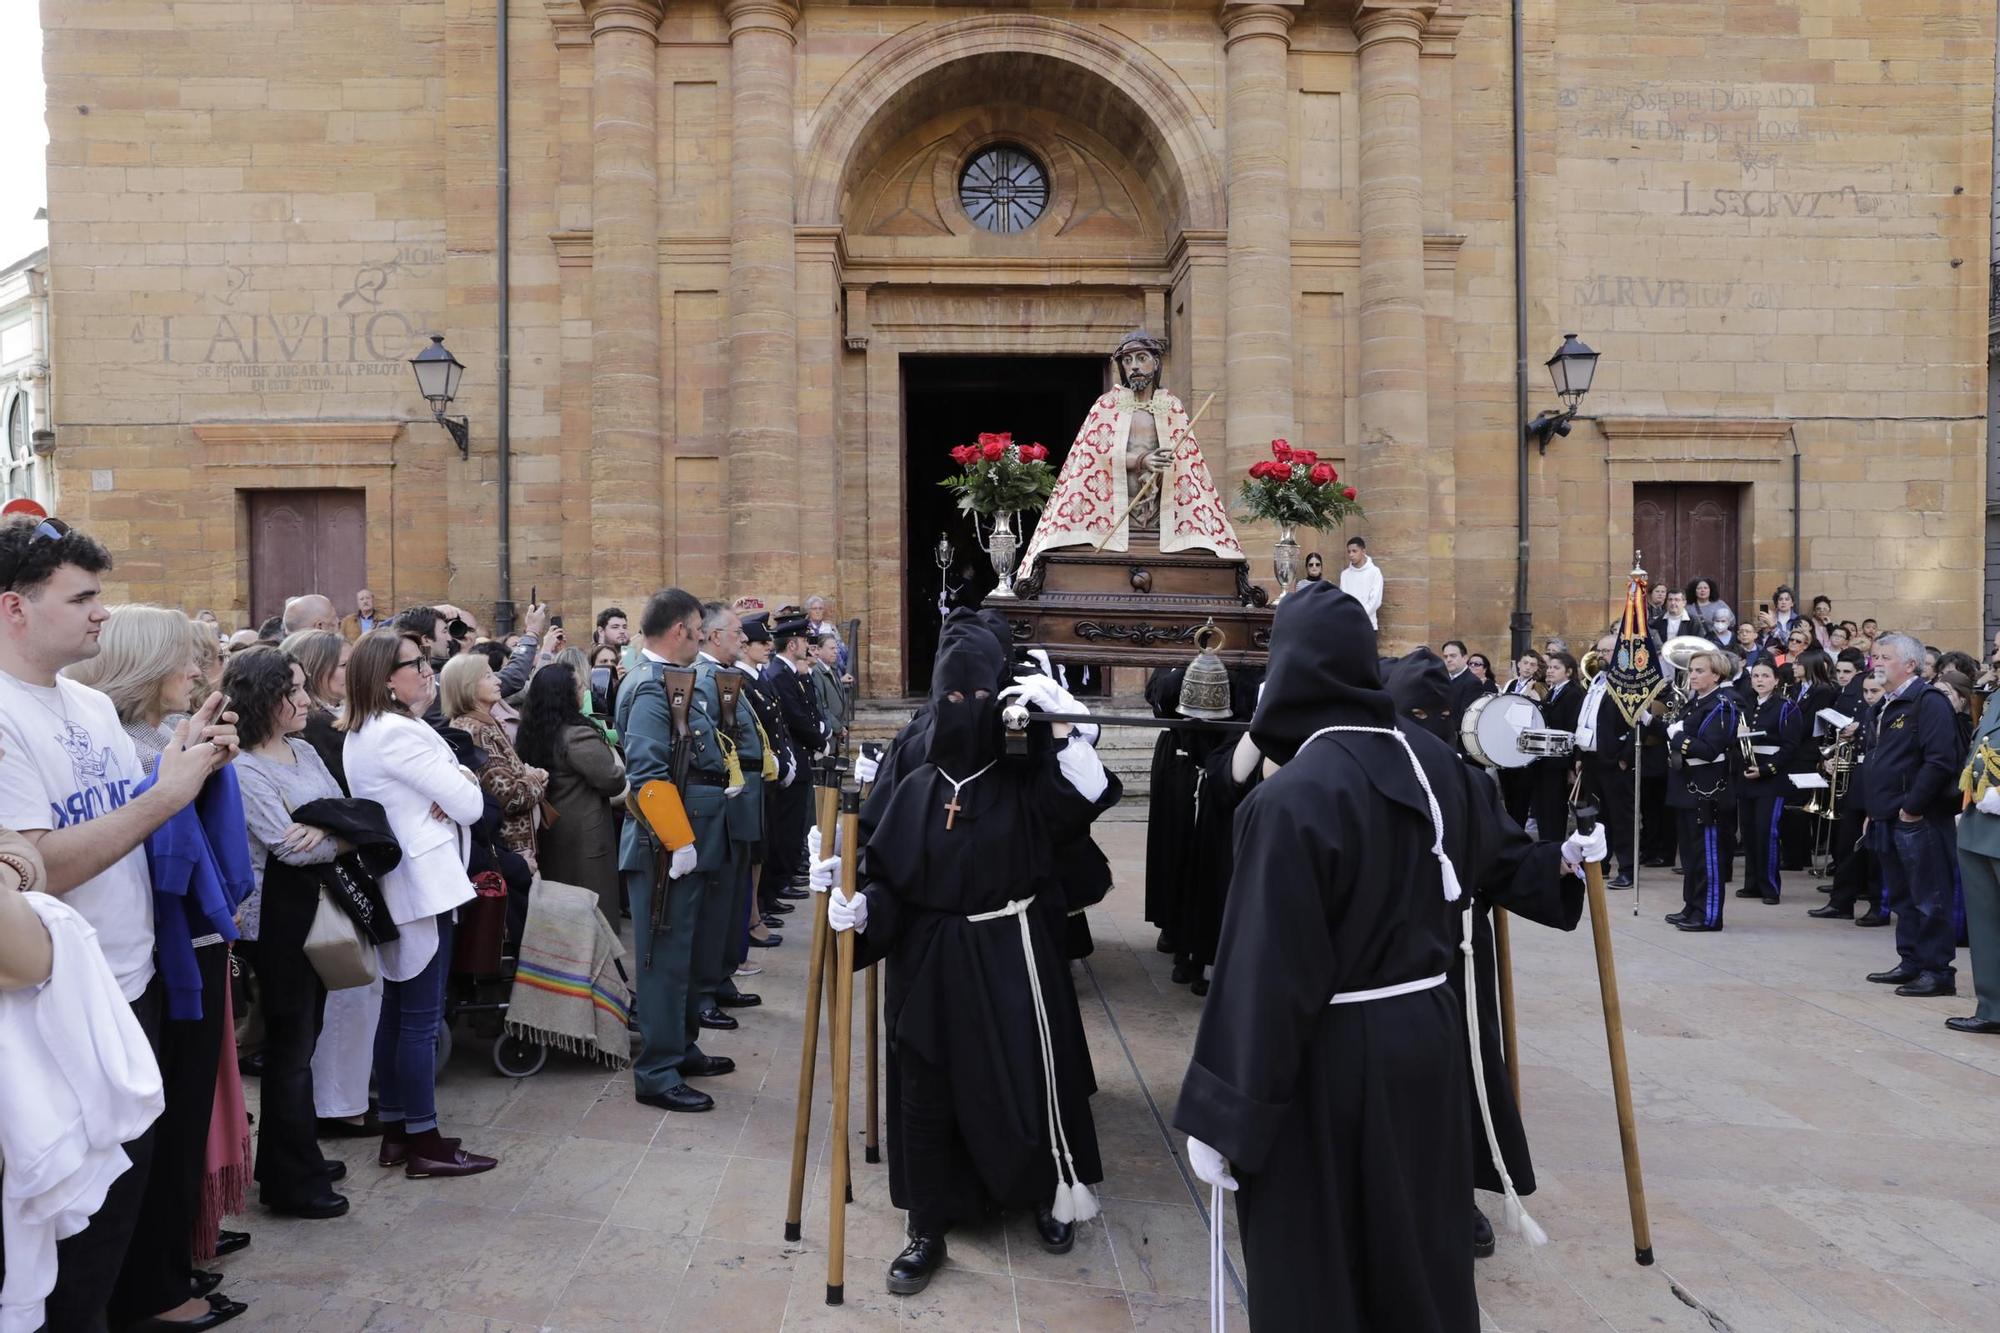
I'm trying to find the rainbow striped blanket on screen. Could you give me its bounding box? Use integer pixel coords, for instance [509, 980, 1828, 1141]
[506, 878, 634, 1069]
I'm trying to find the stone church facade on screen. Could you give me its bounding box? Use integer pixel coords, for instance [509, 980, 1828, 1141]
[41, 1, 1995, 688]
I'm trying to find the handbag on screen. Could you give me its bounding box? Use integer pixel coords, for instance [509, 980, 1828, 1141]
[304, 887, 378, 990]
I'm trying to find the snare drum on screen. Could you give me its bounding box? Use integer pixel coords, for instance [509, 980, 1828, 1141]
[1460, 693, 1546, 769]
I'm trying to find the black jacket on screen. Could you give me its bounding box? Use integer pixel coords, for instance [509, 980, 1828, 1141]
[1740, 693, 1807, 799]
[1668, 686, 1740, 809]
[1859, 678, 1962, 822]
[763, 657, 830, 757]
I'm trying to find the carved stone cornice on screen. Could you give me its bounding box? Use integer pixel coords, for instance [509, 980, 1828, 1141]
[1219, 2, 1297, 48]
[1348, 0, 1436, 46]
[582, 0, 664, 40]
[723, 0, 800, 41]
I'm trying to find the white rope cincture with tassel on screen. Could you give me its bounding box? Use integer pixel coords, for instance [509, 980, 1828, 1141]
[1296, 725, 1546, 1248]
[965, 895, 1099, 1226]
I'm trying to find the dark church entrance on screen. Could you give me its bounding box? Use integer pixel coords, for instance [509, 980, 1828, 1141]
[902, 354, 1106, 693]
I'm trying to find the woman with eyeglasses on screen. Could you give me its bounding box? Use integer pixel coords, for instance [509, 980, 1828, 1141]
[1465, 653, 1498, 694]
[227, 646, 351, 1218]
[340, 630, 495, 1179]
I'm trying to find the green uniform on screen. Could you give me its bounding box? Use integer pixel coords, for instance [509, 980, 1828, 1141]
[691, 657, 762, 1012]
[1955, 705, 2000, 1022]
[616, 654, 730, 1095]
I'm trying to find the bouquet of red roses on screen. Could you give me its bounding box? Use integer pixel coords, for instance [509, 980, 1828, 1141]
[939, 432, 1058, 516]
[1237, 439, 1363, 531]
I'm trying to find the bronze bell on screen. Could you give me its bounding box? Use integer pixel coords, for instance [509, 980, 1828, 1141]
[1178, 620, 1233, 721]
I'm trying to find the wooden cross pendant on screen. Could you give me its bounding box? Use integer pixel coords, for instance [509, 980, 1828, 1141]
[944, 792, 962, 830]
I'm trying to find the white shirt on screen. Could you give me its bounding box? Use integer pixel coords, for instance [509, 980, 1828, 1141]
[0, 671, 156, 1002]
[1338, 556, 1383, 629]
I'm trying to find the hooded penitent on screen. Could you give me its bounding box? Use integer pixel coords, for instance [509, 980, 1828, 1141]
[1388, 647, 1456, 745]
[1249, 577, 1394, 764]
[925, 616, 1006, 776]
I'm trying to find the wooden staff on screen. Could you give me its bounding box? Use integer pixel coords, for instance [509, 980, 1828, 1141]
[783, 766, 843, 1243]
[826, 785, 861, 1304]
[1492, 907, 1521, 1107]
[864, 958, 880, 1163]
[1088, 391, 1218, 552]
[1581, 856, 1654, 1265]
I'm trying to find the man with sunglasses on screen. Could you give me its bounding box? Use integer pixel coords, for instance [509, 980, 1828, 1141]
[0, 515, 241, 1331]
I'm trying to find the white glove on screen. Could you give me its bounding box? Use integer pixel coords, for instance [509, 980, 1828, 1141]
[780, 759, 796, 788]
[1666, 720, 1685, 740]
[1561, 825, 1608, 875]
[1000, 674, 1097, 744]
[810, 853, 841, 895]
[724, 783, 745, 799]
[807, 825, 821, 863]
[668, 844, 698, 880]
[827, 885, 867, 934]
[855, 750, 881, 784]
[1186, 1136, 1237, 1192]
[1978, 787, 2000, 817]
[1230, 733, 1261, 785]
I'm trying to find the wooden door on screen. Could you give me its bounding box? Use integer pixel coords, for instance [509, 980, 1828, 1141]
[1632, 483, 1741, 613]
[246, 489, 367, 627]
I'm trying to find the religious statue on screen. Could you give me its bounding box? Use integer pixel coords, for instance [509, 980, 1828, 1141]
[1017, 330, 1244, 577]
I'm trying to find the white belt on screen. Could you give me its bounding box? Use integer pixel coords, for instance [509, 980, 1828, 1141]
[1685, 756, 1720, 766]
[1329, 973, 1447, 1005]
[965, 896, 1098, 1225]
[1752, 745, 1780, 755]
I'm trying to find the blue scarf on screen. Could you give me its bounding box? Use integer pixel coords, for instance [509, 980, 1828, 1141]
[141, 767, 255, 1021]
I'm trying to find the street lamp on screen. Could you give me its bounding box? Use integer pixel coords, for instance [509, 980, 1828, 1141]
[409, 334, 470, 457]
[1526, 332, 1600, 454]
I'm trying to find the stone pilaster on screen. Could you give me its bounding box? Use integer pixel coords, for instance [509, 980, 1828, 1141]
[586, 0, 666, 593]
[1220, 3, 1297, 487]
[725, 0, 803, 597]
[1352, 1, 1435, 647]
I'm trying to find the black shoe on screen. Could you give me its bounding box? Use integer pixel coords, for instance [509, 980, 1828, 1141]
[1867, 966, 1919, 985]
[316, 1160, 347, 1182]
[1895, 972, 1956, 998]
[190, 1270, 224, 1298]
[1190, 977, 1209, 996]
[1856, 912, 1891, 927]
[683, 1053, 737, 1078]
[1641, 856, 1673, 868]
[1663, 911, 1690, 926]
[747, 933, 783, 948]
[1155, 930, 1178, 955]
[776, 887, 809, 900]
[1762, 894, 1780, 905]
[237, 1051, 264, 1079]
[1472, 1205, 1496, 1259]
[1608, 873, 1634, 889]
[761, 914, 786, 929]
[1807, 904, 1852, 919]
[126, 1296, 249, 1332]
[699, 1007, 739, 1031]
[1676, 920, 1722, 932]
[768, 900, 796, 914]
[1170, 960, 1198, 985]
[213, 1230, 250, 1257]
[637, 1084, 715, 1113]
[887, 1233, 948, 1295]
[716, 991, 762, 1009]
[1945, 1015, 2000, 1034]
[1735, 887, 1763, 898]
[267, 1191, 349, 1220]
[1034, 1207, 1075, 1255]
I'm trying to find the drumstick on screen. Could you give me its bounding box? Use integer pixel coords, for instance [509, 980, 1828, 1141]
[1090, 392, 1218, 553]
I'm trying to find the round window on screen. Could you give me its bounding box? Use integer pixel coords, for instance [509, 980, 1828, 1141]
[959, 144, 1049, 234]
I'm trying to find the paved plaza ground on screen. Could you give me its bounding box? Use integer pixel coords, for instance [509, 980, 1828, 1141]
[217, 816, 2000, 1331]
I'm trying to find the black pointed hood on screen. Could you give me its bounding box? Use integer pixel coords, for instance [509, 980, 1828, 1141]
[1388, 647, 1455, 744]
[1249, 579, 1392, 764]
[928, 611, 1007, 772]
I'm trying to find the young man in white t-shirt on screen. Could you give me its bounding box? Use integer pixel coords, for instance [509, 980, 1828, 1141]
[0, 515, 239, 1331]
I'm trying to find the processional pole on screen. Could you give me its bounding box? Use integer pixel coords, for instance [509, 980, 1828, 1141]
[783, 765, 843, 1243]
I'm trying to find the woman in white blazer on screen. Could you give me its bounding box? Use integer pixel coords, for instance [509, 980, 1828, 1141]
[340, 630, 496, 1180]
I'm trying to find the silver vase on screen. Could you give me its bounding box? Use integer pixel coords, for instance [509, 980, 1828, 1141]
[1272, 525, 1300, 601]
[984, 511, 1020, 599]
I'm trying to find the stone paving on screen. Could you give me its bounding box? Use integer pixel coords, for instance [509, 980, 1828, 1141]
[216, 819, 2000, 1331]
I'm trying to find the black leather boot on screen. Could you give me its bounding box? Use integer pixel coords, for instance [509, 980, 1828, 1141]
[887, 1232, 948, 1295]
[1473, 1204, 1496, 1259]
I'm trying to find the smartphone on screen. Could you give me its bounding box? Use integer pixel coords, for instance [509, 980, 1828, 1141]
[530, 584, 537, 608]
[1759, 603, 1770, 615]
[550, 615, 564, 630]
[590, 666, 612, 696]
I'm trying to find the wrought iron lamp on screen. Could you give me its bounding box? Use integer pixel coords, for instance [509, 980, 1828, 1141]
[1526, 332, 1600, 454]
[409, 334, 470, 457]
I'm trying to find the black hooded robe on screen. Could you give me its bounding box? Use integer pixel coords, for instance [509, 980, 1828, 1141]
[1142, 666, 1201, 949]
[852, 619, 1119, 1232]
[1387, 650, 1584, 1198]
[1176, 580, 1498, 1333]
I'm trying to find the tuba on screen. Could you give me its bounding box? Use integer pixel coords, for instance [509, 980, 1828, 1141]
[1656, 634, 1716, 725]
